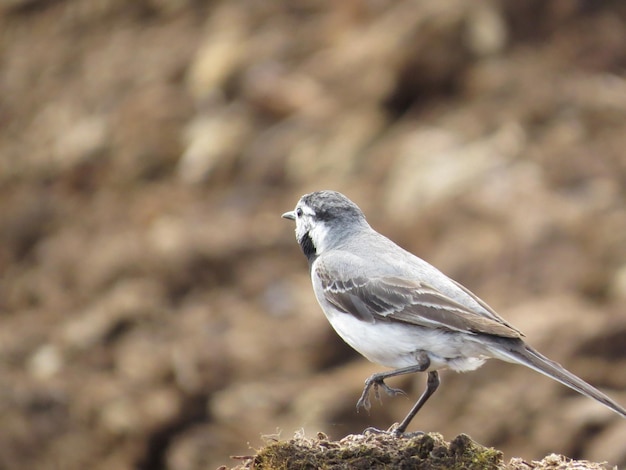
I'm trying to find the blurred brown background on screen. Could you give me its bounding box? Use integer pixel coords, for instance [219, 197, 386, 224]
[1, 1, 626, 469]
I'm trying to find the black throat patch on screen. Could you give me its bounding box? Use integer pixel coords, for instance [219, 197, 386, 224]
[299, 231, 317, 262]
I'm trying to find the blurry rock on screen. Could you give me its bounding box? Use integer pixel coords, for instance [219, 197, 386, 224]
[285, 108, 385, 184]
[53, 116, 108, 170]
[186, 5, 249, 101]
[0, 0, 47, 14]
[508, 453, 615, 470]
[75, 231, 148, 294]
[608, 264, 626, 302]
[383, 123, 525, 224]
[166, 425, 223, 470]
[210, 379, 300, 427]
[567, 74, 626, 111]
[27, 344, 63, 379]
[148, 214, 194, 264]
[586, 420, 626, 467]
[178, 102, 252, 184]
[147, 0, 193, 16]
[465, 2, 508, 57]
[111, 84, 192, 183]
[0, 188, 55, 267]
[141, 387, 182, 430]
[99, 387, 181, 436]
[15, 103, 107, 179]
[60, 279, 164, 350]
[305, 0, 470, 107]
[237, 119, 300, 185]
[114, 334, 172, 384]
[530, 398, 622, 461]
[100, 396, 142, 435]
[241, 62, 329, 118]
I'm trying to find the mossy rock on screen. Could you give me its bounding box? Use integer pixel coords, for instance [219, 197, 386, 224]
[226, 432, 615, 470]
[243, 432, 501, 470]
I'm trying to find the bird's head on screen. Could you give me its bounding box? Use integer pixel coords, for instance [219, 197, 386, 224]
[282, 190, 367, 260]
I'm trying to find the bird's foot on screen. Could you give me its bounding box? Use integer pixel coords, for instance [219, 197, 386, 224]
[394, 429, 425, 438]
[362, 423, 424, 438]
[356, 376, 406, 412]
[362, 426, 386, 435]
[378, 381, 406, 398]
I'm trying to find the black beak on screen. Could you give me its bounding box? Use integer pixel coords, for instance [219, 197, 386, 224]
[282, 211, 296, 220]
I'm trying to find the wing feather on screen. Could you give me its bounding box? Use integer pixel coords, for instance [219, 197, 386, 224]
[317, 267, 521, 339]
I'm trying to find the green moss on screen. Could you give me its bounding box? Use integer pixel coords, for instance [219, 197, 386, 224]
[249, 432, 503, 470]
[228, 432, 614, 470]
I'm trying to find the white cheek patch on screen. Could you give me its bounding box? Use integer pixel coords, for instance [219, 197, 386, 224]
[295, 220, 310, 244]
[308, 220, 331, 254]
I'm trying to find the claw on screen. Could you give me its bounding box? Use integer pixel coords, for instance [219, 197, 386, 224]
[356, 397, 370, 412]
[362, 426, 385, 435]
[356, 388, 372, 412]
[379, 381, 406, 397]
[363, 424, 424, 438]
[392, 427, 425, 438]
[373, 381, 382, 404]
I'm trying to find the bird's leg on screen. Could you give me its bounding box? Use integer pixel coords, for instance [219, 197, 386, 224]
[393, 371, 440, 435]
[356, 353, 430, 413]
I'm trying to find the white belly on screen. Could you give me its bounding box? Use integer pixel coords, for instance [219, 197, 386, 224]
[321, 303, 490, 372]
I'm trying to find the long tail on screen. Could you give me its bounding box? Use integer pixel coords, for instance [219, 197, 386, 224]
[492, 340, 626, 418]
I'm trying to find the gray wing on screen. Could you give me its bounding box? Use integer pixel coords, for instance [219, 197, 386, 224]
[315, 260, 522, 339]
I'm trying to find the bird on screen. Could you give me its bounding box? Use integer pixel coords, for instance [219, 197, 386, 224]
[281, 190, 626, 435]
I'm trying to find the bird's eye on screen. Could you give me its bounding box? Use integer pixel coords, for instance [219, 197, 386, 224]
[296, 208, 303, 218]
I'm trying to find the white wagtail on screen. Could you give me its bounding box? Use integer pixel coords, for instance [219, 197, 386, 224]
[282, 190, 626, 434]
